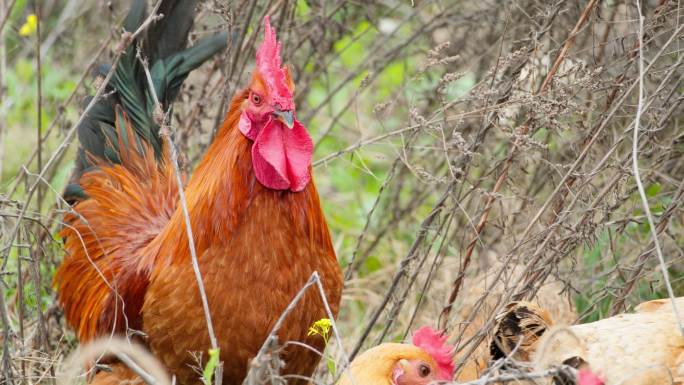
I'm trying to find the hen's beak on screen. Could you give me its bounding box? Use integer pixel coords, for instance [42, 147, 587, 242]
[273, 109, 295, 129]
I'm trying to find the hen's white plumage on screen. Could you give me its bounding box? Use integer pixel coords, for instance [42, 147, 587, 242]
[533, 297, 684, 385]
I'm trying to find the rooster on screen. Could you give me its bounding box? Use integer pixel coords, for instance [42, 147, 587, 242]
[337, 327, 455, 385]
[55, 2, 342, 384]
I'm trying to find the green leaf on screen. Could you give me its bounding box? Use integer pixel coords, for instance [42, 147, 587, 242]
[363, 255, 382, 274]
[327, 358, 337, 377]
[202, 348, 221, 385]
[296, 0, 311, 17]
[646, 183, 662, 198]
[334, 21, 372, 68]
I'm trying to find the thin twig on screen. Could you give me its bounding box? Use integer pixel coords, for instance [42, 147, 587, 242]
[631, 0, 684, 336]
[35, 1, 43, 207]
[454, 366, 576, 385]
[57, 337, 170, 385]
[0, 0, 17, 36]
[244, 274, 319, 385]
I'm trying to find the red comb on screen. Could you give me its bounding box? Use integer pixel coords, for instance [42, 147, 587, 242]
[256, 16, 281, 73]
[255, 16, 293, 111]
[411, 326, 455, 380]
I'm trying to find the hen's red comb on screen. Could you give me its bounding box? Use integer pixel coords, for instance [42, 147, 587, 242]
[255, 16, 293, 110]
[411, 326, 455, 380]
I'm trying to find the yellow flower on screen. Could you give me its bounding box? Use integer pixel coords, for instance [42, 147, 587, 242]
[307, 318, 332, 338]
[307, 318, 336, 375]
[19, 14, 37, 37]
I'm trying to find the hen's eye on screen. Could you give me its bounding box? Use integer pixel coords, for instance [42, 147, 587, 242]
[418, 364, 431, 377]
[250, 93, 262, 106]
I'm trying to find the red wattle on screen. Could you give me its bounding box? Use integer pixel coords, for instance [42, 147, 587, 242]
[240, 111, 312, 192]
[239, 111, 258, 140]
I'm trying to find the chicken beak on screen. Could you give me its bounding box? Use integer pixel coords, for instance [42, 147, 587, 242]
[392, 360, 409, 385]
[274, 109, 295, 129]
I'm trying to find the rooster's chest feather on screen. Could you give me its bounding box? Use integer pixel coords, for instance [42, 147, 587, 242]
[142, 189, 341, 385]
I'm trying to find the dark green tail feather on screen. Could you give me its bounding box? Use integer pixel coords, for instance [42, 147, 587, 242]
[66, 0, 227, 203]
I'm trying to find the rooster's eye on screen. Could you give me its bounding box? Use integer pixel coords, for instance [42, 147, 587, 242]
[250, 93, 262, 106]
[418, 364, 431, 378]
